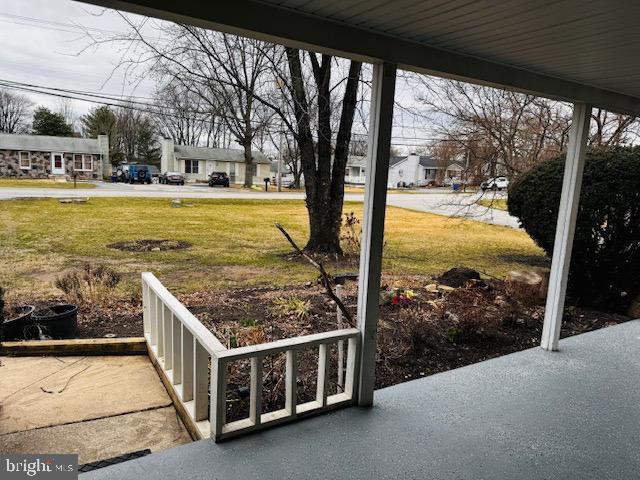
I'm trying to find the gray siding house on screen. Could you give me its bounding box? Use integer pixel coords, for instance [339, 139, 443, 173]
[161, 138, 270, 184]
[0, 133, 109, 179]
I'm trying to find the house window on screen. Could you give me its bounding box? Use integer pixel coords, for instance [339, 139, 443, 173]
[74, 154, 93, 171]
[249, 164, 257, 177]
[398, 169, 404, 177]
[229, 162, 236, 176]
[185, 159, 199, 174]
[19, 151, 31, 169]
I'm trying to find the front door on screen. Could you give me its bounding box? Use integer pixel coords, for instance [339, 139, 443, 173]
[206, 161, 214, 177]
[51, 153, 65, 175]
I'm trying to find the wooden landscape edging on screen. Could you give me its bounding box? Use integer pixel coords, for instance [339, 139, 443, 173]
[0, 337, 147, 356]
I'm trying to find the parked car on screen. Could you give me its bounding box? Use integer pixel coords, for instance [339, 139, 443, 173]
[270, 175, 296, 189]
[208, 171, 230, 187]
[114, 163, 132, 182]
[160, 171, 185, 185]
[148, 165, 161, 181]
[128, 164, 153, 184]
[481, 176, 509, 191]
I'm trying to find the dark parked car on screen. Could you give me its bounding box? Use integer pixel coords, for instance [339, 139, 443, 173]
[128, 164, 153, 184]
[160, 171, 185, 185]
[209, 171, 230, 187]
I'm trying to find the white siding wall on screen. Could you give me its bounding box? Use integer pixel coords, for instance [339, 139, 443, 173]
[387, 154, 420, 188]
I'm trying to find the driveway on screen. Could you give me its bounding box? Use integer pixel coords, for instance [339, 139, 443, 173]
[0, 182, 520, 228]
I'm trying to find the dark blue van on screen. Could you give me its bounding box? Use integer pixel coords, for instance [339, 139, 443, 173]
[128, 164, 153, 184]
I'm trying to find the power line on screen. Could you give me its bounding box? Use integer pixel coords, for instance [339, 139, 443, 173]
[0, 77, 473, 147]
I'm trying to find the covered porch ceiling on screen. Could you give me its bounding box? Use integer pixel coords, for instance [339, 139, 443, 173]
[82, 0, 640, 115]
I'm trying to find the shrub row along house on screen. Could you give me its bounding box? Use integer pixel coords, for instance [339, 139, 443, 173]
[0, 133, 109, 179]
[160, 138, 271, 184]
[346, 153, 466, 187]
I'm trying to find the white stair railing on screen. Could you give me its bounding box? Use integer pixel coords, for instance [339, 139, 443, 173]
[142, 272, 360, 442]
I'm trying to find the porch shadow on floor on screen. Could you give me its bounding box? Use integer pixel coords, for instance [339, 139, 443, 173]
[83, 320, 640, 480]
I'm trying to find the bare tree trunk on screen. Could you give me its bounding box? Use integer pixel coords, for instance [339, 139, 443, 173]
[285, 48, 362, 254]
[243, 140, 254, 188]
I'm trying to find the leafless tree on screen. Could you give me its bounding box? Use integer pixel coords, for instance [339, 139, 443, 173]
[86, 16, 364, 252]
[0, 89, 32, 133]
[56, 98, 79, 133]
[590, 108, 639, 146]
[91, 16, 276, 187]
[153, 81, 214, 147]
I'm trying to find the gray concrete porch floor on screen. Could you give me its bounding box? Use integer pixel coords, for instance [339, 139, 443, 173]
[84, 320, 640, 479]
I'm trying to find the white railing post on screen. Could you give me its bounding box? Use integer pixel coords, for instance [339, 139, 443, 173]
[182, 327, 194, 402]
[149, 290, 157, 345]
[285, 350, 297, 416]
[163, 305, 173, 370]
[250, 356, 263, 426]
[194, 341, 210, 422]
[156, 296, 164, 358]
[344, 337, 358, 399]
[172, 316, 182, 385]
[142, 279, 150, 336]
[316, 344, 329, 407]
[210, 356, 226, 439]
[357, 62, 397, 406]
[541, 103, 591, 351]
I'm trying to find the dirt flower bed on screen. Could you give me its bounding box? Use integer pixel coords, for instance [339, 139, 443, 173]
[16, 273, 628, 420]
[107, 239, 192, 252]
[173, 276, 628, 421]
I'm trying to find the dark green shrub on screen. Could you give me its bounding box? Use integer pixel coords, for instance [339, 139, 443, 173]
[508, 147, 640, 312]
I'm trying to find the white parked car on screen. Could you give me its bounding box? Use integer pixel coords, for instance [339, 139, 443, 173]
[481, 176, 509, 191]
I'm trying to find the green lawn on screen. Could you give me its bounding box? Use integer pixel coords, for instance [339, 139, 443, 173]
[477, 198, 508, 211]
[0, 178, 96, 189]
[0, 197, 545, 298]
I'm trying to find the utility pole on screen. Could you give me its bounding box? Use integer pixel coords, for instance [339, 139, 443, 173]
[277, 126, 283, 192]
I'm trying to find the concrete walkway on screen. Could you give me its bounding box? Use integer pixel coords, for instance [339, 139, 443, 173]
[84, 320, 640, 480]
[0, 355, 191, 464]
[0, 183, 518, 228]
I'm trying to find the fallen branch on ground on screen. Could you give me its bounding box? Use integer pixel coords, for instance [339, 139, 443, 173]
[275, 223, 355, 328]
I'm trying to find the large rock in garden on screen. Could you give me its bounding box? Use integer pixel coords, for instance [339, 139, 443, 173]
[628, 294, 640, 319]
[505, 270, 548, 300]
[437, 267, 481, 288]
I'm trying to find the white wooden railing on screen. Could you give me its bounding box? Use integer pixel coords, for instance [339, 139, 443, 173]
[142, 272, 360, 442]
[345, 174, 366, 185]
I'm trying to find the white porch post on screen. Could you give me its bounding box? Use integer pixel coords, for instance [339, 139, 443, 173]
[540, 102, 591, 351]
[357, 62, 397, 406]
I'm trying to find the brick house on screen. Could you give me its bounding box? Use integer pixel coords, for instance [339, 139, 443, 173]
[0, 133, 109, 180]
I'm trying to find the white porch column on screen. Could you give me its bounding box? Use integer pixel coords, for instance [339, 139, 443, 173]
[357, 62, 397, 406]
[540, 102, 591, 351]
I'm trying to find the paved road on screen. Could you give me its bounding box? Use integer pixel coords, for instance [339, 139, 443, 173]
[0, 183, 519, 228]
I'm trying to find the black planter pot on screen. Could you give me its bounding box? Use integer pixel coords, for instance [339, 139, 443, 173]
[31, 304, 78, 339]
[2, 305, 36, 340]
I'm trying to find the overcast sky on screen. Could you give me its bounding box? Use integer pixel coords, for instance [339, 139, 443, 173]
[0, 0, 433, 152]
[0, 0, 155, 112]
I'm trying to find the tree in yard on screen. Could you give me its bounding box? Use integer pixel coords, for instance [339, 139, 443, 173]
[281, 49, 362, 253]
[113, 105, 160, 166]
[32, 107, 74, 137]
[88, 17, 364, 253]
[95, 16, 275, 187]
[153, 81, 220, 147]
[81, 105, 118, 161]
[0, 89, 32, 133]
